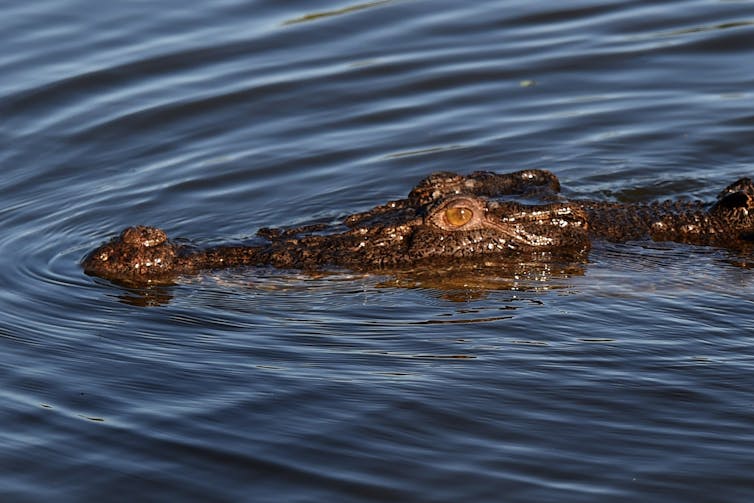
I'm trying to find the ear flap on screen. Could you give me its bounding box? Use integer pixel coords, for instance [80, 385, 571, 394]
[715, 190, 751, 210]
[710, 178, 754, 240]
[711, 177, 754, 213]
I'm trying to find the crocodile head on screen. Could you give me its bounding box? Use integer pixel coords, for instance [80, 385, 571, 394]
[82, 193, 590, 284]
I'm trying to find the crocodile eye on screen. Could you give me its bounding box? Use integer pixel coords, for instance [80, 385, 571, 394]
[444, 206, 474, 227]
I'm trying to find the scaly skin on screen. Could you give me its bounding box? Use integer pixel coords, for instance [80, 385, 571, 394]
[82, 170, 754, 285]
[581, 176, 754, 247]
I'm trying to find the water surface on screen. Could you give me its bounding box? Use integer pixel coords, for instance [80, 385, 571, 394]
[3, 1, 754, 501]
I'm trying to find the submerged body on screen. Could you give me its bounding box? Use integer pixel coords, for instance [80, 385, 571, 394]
[83, 170, 754, 284]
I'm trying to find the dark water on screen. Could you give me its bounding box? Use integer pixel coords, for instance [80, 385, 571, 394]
[3, 0, 754, 501]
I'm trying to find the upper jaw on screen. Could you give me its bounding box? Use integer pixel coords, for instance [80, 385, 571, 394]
[483, 201, 590, 250]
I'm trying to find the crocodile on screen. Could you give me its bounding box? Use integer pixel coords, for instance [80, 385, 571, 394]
[82, 169, 754, 285]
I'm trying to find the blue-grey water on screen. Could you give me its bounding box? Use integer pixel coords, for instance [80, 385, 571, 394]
[3, 1, 754, 501]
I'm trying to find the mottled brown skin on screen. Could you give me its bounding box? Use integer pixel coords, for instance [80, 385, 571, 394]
[82, 169, 754, 285]
[580, 176, 754, 247]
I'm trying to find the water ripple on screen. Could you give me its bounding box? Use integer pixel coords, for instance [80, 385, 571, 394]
[4, 1, 754, 501]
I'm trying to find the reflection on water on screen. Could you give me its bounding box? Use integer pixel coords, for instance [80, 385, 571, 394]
[107, 282, 178, 307]
[382, 257, 586, 301]
[97, 256, 586, 307]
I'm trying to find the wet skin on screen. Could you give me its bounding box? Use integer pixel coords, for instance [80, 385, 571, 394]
[82, 169, 754, 285]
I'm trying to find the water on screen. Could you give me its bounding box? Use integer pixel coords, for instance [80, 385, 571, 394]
[3, 0, 754, 501]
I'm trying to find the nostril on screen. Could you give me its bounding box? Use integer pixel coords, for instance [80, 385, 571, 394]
[120, 226, 168, 247]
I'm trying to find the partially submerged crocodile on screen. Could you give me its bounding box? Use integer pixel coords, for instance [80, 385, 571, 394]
[83, 169, 754, 285]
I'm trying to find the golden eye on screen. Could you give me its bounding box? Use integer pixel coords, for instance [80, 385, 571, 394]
[444, 206, 473, 227]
